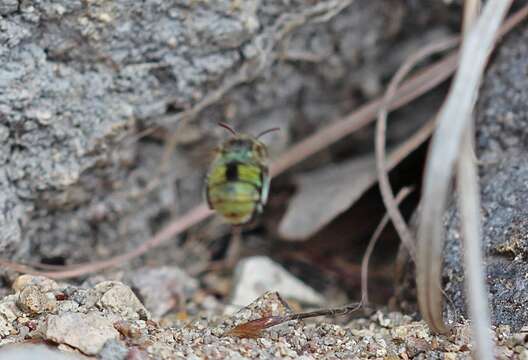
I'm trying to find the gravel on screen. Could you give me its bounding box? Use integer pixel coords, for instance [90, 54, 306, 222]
[0, 274, 526, 359]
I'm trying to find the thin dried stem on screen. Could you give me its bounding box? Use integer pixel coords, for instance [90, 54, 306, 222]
[376, 36, 459, 261]
[456, 1, 494, 359]
[417, 0, 513, 334]
[463, 0, 481, 34]
[361, 116, 440, 302]
[458, 125, 493, 359]
[361, 186, 413, 305]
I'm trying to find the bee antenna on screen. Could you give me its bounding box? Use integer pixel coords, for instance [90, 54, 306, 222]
[256, 127, 280, 139]
[218, 122, 238, 136]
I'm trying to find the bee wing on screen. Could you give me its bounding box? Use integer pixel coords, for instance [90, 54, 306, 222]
[260, 166, 270, 205]
[204, 178, 213, 209]
[204, 146, 223, 210]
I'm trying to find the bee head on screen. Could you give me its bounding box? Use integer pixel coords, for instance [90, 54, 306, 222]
[222, 136, 268, 162]
[217, 122, 278, 162]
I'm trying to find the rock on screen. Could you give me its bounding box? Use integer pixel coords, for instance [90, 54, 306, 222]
[17, 285, 56, 315]
[231, 256, 325, 307]
[0, 315, 15, 338]
[45, 312, 119, 356]
[0, 0, 18, 15]
[228, 291, 294, 325]
[520, 349, 528, 360]
[12, 275, 58, 293]
[0, 344, 83, 360]
[127, 266, 198, 319]
[440, 24, 528, 331]
[56, 300, 79, 314]
[99, 339, 129, 360]
[0, 0, 452, 273]
[95, 281, 150, 320]
[70, 288, 99, 309]
[0, 295, 20, 322]
[0, 294, 20, 339]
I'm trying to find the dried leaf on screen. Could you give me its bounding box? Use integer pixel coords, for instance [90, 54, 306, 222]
[279, 154, 377, 240]
[280, 120, 435, 241]
[224, 316, 283, 339]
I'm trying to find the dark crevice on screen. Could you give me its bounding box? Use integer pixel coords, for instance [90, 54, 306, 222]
[40, 256, 67, 266]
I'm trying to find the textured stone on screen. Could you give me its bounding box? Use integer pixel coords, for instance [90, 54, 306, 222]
[12, 275, 58, 293]
[127, 266, 198, 319]
[45, 312, 119, 355]
[99, 339, 129, 360]
[17, 285, 56, 315]
[0, 0, 452, 270]
[441, 24, 528, 330]
[231, 256, 325, 307]
[96, 281, 150, 320]
[0, 316, 15, 338]
[0, 344, 83, 360]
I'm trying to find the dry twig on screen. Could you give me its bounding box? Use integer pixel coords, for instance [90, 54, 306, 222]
[361, 187, 413, 305]
[375, 37, 459, 261]
[454, 1, 494, 358]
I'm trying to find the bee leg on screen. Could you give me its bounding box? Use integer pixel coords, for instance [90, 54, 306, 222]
[204, 182, 213, 209]
[225, 225, 243, 267]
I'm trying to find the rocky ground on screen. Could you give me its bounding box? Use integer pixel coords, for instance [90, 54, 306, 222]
[0, 270, 527, 359]
[2, 0, 528, 358]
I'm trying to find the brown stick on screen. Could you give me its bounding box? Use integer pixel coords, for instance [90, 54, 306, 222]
[270, 52, 458, 177]
[0, 204, 213, 278]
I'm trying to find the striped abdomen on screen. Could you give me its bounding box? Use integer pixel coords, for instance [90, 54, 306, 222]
[206, 161, 268, 225]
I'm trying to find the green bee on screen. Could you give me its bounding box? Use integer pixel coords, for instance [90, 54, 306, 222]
[205, 123, 279, 225]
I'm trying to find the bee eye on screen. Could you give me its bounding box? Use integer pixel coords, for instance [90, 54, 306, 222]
[253, 143, 266, 158]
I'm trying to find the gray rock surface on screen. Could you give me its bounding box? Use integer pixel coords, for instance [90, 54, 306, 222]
[0, 294, 18, 337]
[45, 312, 120, 355]
[127, 266, 198, 319]
[16, 284, 56, 315]
[99, 339, 129, 360]
[11, 274, 59, 292]
[231, 256, 325, 307]
[442, 24, 528, 330]
[95, 281, 150, 320]
[0, 0, 452, 267]
[0, 344, 84, 360]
